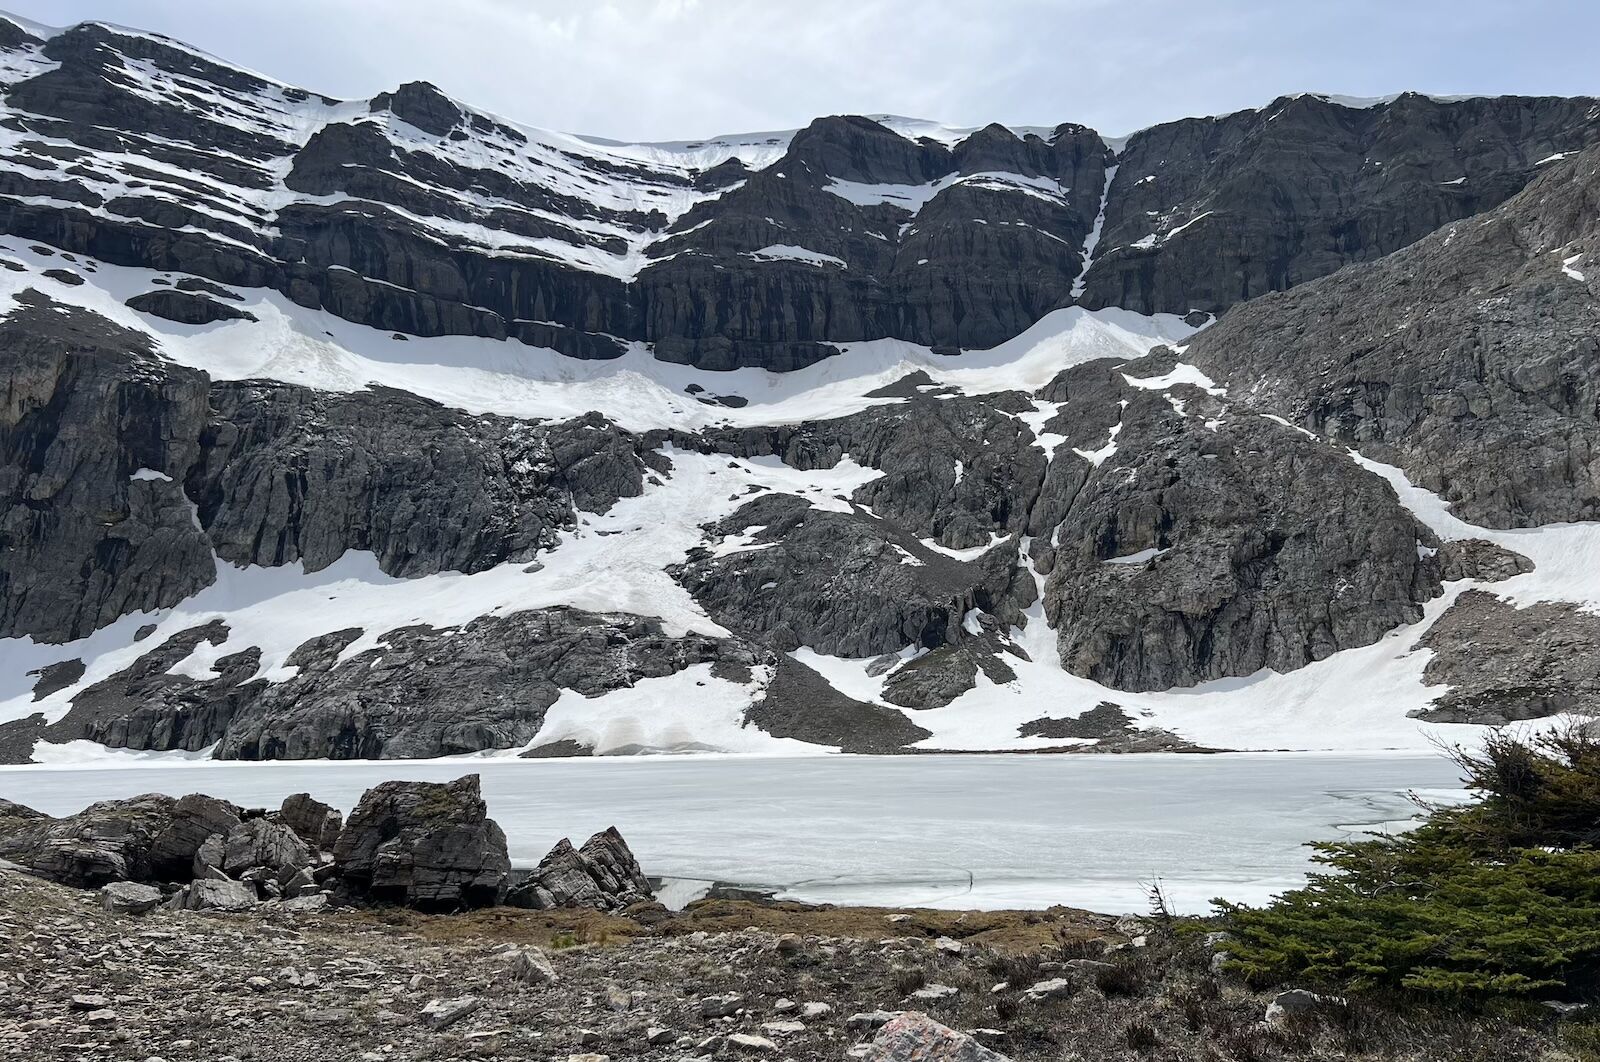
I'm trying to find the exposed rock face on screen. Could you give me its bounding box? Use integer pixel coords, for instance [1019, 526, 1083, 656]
[3, 10, 1599, 760]
[693, 392, 1047, 550]
[1438, 540, 1536, 584]
[1030, 359, 1443, 692]
[193, 387, 648, 578]
[125, 289, 257, 324]
[882, 630, 1019, 709]
[0, 292, 214, 642]
[1078, 93, 1600, 317]
[1184, 144, 1600, 527]
[746, 655, 932, 752]
[674, 492, 1033, 659]
[331, 774, 510, 910]
[640, 117, 1111, 368]
[0, 20, 1591, 370]
[1413, 589, 1600, 723]
[1016, 703, 1195, 752]
[506, 827, 652, 912]
[0, 793, 240, 887]
[40, 607, 760, 760]
[0, 289, 655, 646]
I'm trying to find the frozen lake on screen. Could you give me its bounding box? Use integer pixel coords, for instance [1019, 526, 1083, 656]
[0, 752, 1465, 914]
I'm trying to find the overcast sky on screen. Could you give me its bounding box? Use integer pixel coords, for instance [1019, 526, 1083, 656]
[13, 1, 1600, 141]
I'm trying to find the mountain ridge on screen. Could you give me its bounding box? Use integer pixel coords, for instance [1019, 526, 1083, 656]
[0, 11, 1595, 763]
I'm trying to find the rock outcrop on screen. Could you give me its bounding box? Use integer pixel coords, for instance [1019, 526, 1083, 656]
[0, 792, 240, 887]
[331, 774, 510, 910]
[1031, 358, 1443, 691]
[0, 20, 1592, 371]
[0, 293, 215, 642]
[33, 606, 762, 760]
[1077, 92, 1600, 317]
[507, 827, 653, 912]
[1183, 144, 1600, 528]
[1413, 589, 1600, 723]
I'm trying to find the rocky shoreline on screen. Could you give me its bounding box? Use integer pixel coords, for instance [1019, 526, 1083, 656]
[0, 773, 1572, 1061]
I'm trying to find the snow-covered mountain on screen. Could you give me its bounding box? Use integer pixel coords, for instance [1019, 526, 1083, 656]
[1, 12, 1598, 763]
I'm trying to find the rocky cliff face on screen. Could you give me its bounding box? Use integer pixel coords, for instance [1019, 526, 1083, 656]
[0, 20, 1591, 370]
[0, 13, 1596, 760]
[1076, 93, 1600, 316]
[1183, 142, 1600, 528]
[0, 292, 213, 641]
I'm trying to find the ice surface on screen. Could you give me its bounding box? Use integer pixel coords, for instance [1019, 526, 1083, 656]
[0, 752, 1465, 914]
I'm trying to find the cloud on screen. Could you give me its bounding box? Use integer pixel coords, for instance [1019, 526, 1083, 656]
[11, 0, 1600, 141]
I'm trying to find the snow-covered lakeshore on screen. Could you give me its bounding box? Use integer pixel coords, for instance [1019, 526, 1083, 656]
[0, 751, 1465, 914]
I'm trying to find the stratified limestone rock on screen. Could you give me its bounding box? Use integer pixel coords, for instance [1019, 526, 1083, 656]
[125, 288, 257, 324]
[276, 793, 343, 851]
[1183, 144, 1600, 528]
[218, 818, 311, 878]
[99, 880, 162, 914]
[1078, 92, 1600, 318]
[331, 774, 509, 911]
[506, 828, 651, 912]
[0, 792, 240, 887]
[0, 292, 214, 643]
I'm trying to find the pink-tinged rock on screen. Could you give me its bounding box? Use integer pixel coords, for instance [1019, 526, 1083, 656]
[865, 1012, 1012, 1061]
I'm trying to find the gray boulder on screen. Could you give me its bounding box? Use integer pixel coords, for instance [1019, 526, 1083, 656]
[220, 818, 311, 878]
[331, 774, 509, 910]
[100, 881, 163, 915]
[182, 877, 257, 912]
[277, 793, 343, 851]
[0, 792, 240, 887]
[506, 827, 651, 911]
[1264, 989, 1330, 1025]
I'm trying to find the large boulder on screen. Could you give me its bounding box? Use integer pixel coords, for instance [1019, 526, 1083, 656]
[331, 774, 509, 910]
[0, 792, 240, 887]
[506, 827, 652, 911]
[276, 793, 343, 851]
[218, 818, 312, 878]
[180, 877, 257, 912]
[100, 880, 163, 915]
[864, 1012, 1011, 1061]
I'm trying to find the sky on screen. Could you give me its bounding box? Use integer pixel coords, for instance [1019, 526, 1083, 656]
[10, 1, 1600, 142]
